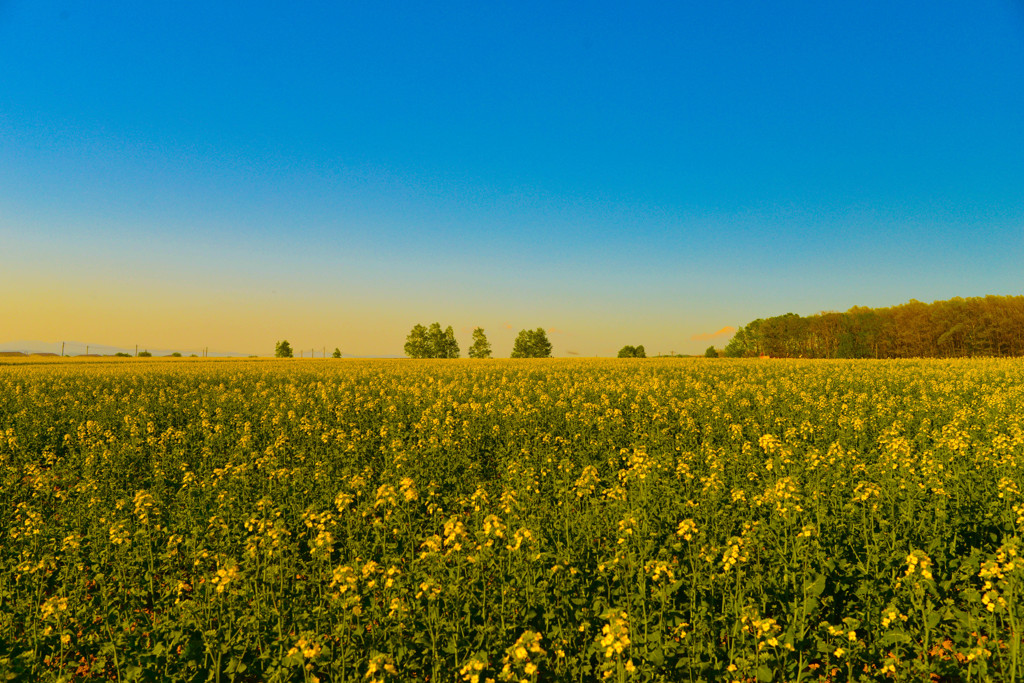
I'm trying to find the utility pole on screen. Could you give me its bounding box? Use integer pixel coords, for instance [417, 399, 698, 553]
[61, 342, 64, 357]
[136, 344, 139, 357]
[86, 345, 89, 355]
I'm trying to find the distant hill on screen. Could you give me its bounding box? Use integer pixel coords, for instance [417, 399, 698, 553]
[724, 295, 1024, 358]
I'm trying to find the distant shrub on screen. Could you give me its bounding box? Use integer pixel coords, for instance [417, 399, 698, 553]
[618, 345, 646, 358]
[138, 350, 152, 358]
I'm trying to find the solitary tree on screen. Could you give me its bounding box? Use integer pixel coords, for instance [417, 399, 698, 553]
[468, 327, 492, 358]
[704, 345, 719, 358]
[511, 328, 552, 358]
[275, 340, 294, 358]
[332, 348, 342, 358]
[617, 345, 646, 358]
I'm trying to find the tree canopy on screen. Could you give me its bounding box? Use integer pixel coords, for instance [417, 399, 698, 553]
[404, 323, 460, 359]
[275, 340, 293, 358]
[404, 324, 428, 358]
[332, 348, 342, 358]
[723, 295, 1024, 358]
[468, 327, 492, 359]
[617, 345, 646, 358]
[511, 328, 552, 358]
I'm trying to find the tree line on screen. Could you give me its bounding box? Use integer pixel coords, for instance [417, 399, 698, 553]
[271, 325, 552, 360]
[275, 331, 659, 360]
[724, 295, 1024, 358]
[405, 324, 552, 358]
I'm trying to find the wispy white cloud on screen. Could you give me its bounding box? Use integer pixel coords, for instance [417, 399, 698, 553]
[690, 326, 736, 342]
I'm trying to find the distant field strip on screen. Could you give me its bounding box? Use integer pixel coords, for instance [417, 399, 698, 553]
[2, 358, 1023, 681]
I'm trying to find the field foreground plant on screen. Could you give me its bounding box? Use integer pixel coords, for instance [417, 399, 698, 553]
[1, 357, 1023, 681]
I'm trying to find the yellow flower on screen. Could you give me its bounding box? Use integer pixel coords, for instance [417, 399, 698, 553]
[676, 518, 698, 541]
[40, 596, 68, 619]
[213, 562, 239, 593]
[499, 631, 545, 681]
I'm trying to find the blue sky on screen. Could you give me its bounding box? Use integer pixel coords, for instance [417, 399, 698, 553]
[2, 1, 1023, 356]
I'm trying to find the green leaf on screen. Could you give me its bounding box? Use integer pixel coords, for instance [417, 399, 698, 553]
[880, 632, 911, 646]
[226, 658, 247, 673]
[756, 664, 774, 682]
[805, 573, 826, 598]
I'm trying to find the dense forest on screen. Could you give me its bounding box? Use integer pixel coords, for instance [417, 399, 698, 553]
[723, 295, 1024, 358]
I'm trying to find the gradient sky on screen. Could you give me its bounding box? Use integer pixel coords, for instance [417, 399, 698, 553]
[2, 1, 1023, 357]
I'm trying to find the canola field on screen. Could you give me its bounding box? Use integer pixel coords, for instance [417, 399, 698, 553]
[2, 357, 1023, 682]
